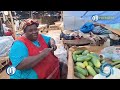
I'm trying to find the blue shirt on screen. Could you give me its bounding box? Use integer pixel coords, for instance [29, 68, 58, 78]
[9, 34, 51, 79]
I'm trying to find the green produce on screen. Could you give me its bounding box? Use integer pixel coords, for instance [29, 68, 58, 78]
[91, 57, 101, 68]
[73, 54, 77, 62]
[86, 65, 97, 76]
[87, 53, 94, 57]
[87, 53, 90, 56]
[111, 60, 120, 66]
[94, 67, 100, 74]
[83, 61, 88, 67]
[76, 56, 91, 62]
[88, 61, 94, 67]
[73, 50, 84, 55]
[76, 62, 85, 68]
[82, 50, 89, 55]
[112, 60, 120, 62]
[74, 72, 86, 79]
[76, 55, 80, 58]
[74, 66, 88, 76]
[85, 56, 92, 61]
[114, 64, 120, 69]
[76, 55, 83, 58]
[76, 56, 87, 62]
[91, 53, 100, 59]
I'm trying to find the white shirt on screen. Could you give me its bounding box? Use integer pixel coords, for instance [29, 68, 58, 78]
[14, 20, 19, 28]
[2, 24, 9, 32]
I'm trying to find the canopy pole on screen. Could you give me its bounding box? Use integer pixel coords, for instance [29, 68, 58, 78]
[8, 11, 16, 39]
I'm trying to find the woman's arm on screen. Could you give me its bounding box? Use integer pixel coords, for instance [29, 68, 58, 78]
[41, 34, 57, 51]
[16, 48, 52, 70]
[9, 41, 52, 70]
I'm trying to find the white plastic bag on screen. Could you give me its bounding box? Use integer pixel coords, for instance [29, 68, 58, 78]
[54, 46, 67, 64]
[0, 36, 14, 57]
[93, 67, 120, 79]
[101, 46, 115, 54]
[100, 46, 120, 61]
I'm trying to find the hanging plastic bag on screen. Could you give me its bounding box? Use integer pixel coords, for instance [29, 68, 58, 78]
[54, 46, 67, 64]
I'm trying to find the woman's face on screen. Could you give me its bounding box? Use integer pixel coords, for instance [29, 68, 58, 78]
[24, 24, 39, 41]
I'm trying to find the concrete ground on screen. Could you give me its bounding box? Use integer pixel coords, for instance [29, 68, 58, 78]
[0, 29, 62, 79]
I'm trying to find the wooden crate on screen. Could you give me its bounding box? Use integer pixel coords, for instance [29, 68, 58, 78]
[63, 38, 91, 46]
[63, 38, 91, 51]
[67, 46, 105, 79]
[0, 56, 9, 72]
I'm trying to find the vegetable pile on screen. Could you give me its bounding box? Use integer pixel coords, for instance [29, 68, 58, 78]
[72, 49, 104, 79]
[72, 48, 120, 79]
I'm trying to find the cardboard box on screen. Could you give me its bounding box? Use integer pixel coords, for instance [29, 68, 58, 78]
[67, 46, 105, 79]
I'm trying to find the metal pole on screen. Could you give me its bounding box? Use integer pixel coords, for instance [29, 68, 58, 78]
[2, 11, 6, 22]
[60, 11, 62, 21]
[30, 11, 33, 19]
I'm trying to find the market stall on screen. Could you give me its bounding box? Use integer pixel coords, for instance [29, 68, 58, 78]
[67, 45, 120, 79]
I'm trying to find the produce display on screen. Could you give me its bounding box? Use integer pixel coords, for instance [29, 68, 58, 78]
[72, 49, 102, 79]
[72, 48, 120, 79]
[69, 46, 120, 79]
[111, 60, 120, 69]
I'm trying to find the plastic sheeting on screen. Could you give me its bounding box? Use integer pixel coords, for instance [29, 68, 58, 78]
[0, 36, 14, 57]
[63, 11, 120, 30]
[109, 23, 120, 29]
[93, 67, 120, 79]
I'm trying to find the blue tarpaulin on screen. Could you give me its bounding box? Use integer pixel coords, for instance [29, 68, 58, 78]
[80, 22, 94, 33]
[63, 11, 120, 30]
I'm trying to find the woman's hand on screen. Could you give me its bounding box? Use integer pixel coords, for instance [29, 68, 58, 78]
[40, 48, 53, 55]
[51, 44, 57, 51]
[50, 38, 57, 51]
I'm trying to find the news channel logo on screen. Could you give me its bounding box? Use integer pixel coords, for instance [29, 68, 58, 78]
[6, 66, 16, 75]
[91, 15, 115, 22]
[100, 62, 114, 78]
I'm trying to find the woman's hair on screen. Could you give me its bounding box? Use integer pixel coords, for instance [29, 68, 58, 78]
[24, 23, 38, 33]
[20, 18, 39, 33]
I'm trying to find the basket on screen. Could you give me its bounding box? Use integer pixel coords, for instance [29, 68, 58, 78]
[67, 46, 105, 79]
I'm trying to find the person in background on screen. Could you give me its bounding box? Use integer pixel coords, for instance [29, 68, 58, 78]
[0, 19, 4, 36]
[14, 19, 20, 31]
[2, 20, 13, 36]
[9, 19, 68, 79]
